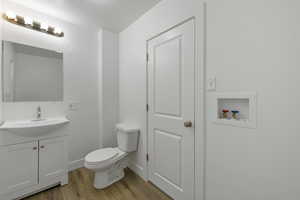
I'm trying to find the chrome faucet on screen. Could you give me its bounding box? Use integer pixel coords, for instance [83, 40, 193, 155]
[37, 106, 42, 120]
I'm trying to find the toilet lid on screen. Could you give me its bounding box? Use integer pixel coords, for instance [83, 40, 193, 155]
[85, 148, 118, 165]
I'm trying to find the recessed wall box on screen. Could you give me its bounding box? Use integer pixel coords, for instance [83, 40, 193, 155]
[214, 92, 257, 129]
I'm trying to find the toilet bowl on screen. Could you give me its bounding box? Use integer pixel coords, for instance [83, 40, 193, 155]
[84, 147, 128, 189]
[84, 124, 139, 189]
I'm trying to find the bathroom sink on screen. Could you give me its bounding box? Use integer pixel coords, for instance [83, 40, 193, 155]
[0, 117, 70, 136]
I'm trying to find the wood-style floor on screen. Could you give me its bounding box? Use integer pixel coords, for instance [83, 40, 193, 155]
[24, 168, 172, 200]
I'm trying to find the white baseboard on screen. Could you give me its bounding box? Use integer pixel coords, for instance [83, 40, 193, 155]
[128, 162, 146, 181]
[68, 158, 84, 172]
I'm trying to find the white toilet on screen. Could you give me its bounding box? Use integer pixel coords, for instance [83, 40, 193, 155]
[84, 124, 139, 189]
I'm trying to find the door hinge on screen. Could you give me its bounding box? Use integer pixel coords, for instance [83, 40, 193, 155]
[146, 154, 149, 162]
[146, 104, 149, 112]
[146, 53, 149, 62]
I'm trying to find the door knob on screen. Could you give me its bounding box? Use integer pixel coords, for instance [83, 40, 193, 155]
[184, 121, 193, 128]
[33, 147, 37, 150]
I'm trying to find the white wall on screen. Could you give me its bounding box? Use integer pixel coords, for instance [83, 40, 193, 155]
[206, 1, 300, 200]
[1, 0, 101, 169]
[99, 30, 119, 148]
[119, 0, 300, 200]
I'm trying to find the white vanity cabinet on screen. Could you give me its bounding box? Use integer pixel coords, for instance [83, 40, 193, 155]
[0, 136, 68, 200]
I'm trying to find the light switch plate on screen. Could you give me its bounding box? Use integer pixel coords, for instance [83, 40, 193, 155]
[207, 77, 216, 91]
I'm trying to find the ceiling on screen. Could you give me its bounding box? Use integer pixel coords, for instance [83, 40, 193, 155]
[7, 0, 162, 32]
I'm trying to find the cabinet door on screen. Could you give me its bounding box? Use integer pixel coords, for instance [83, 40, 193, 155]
[39, 137, 66, 184]
[0, 141, 38, 195]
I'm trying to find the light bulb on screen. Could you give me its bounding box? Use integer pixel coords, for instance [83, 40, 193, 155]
[6, 11, 16, 20]
[54, 27, 62, 35]
[40, 23, 48, 31]
[24, 17, 33, 25]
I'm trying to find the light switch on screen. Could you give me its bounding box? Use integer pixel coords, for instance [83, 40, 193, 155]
[207, 77, 216, 91]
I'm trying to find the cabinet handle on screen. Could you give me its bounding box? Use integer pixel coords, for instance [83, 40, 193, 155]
[40, 145, 45, 149]
[33, 147, 37, 150]
[184, 121, 193, 128]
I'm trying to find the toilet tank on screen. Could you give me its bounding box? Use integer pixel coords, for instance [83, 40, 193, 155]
[116, 124, 139, 152]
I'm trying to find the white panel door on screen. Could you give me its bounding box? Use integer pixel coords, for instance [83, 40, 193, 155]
[147, 19, 195, 200]
[0, 141, 38, 195]
[39, 137, 66, 184]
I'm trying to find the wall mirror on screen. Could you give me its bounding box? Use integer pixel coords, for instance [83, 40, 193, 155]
[2, 41, 63, 102]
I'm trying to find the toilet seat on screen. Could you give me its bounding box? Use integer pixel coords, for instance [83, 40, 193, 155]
[85, 148, 119, 166]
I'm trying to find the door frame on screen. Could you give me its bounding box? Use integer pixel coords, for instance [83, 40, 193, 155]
[145, 12, 206, 200]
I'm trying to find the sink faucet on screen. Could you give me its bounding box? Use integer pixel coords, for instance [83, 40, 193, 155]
[37, 106, 42, 120]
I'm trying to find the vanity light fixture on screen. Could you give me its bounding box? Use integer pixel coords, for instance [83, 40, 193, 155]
[3, 11, 64, 37]
[24, 17, 33, 25]
[54, 27, 62, 35]
[6, 11, 16, 20]
[40, 23, 49, 31]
